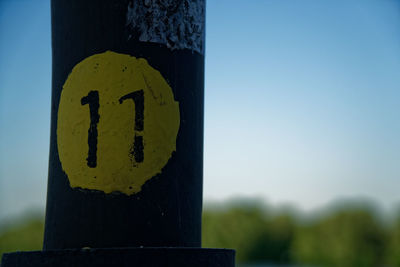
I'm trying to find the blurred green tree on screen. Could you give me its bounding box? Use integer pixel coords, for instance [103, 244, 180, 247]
[291, 208, 387, 267]
[202, 202, 295, 264]
[385, 213, 400, 267]
[0, 217, 44, 260]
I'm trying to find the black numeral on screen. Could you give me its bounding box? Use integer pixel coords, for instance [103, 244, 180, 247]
[119, 90, 144, 163]
[81, 90, 100, 168]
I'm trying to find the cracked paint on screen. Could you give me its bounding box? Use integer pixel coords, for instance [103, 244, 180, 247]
[126, 0, 205, 55]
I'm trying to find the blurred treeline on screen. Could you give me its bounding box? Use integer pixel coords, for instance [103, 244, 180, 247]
[0, 212, 44, 261]
[203, 199, 400, 267]
[2, 199, 400, 267]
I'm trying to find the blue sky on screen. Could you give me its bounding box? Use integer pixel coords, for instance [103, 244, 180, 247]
[1, 0, 400, 220]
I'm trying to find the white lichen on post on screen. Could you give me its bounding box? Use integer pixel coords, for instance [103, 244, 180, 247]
[126, 0, 205, 55]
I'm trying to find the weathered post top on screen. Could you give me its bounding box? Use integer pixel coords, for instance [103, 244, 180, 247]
[1, 1, 235, 266]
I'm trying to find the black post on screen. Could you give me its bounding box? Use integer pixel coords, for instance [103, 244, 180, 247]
[45, 0, 205, 249]
[1, 0, 234, 266]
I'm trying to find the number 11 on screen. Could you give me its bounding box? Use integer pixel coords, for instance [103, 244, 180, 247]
[81, 90, 145, 168]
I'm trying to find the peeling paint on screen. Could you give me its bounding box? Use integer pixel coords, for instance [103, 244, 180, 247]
[57, 51, 180, 195]
[126, 0, 205, 55]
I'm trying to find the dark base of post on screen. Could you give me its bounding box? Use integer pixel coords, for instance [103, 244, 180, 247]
[1, 247, 235, 267]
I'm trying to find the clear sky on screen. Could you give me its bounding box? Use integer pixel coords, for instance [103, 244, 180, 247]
[1, 0, 400, 220]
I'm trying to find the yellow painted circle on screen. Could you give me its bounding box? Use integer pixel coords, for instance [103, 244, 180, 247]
[57, 51, 180, 195]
